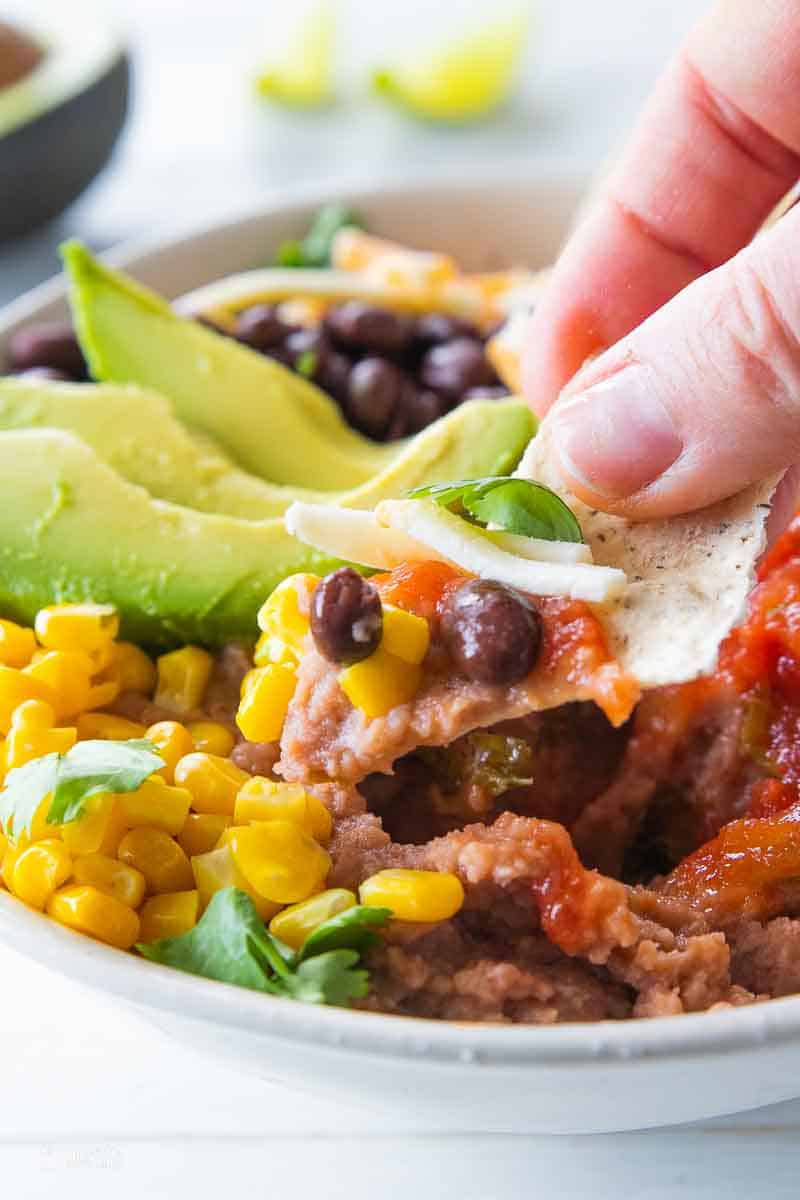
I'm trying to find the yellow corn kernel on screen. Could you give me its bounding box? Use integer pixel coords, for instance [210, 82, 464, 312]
[2, 840, 21, 890]
[268, 888, 356, 950]
[0, 666, 55, 733]
[227, 820, 330, 905]
[381, 605, 430, 665]
[339, 646, 422, 718]
[88, 638, 116, 677]
[84, 679, 121, 711]
[109, 642, 157, 694]
[5, 699, 76, 770]
[34, 603, 119, 655]
[0, 619, 37, 668]
[191, 844, 279, 921]
[23, 651, 94, 720]
[145, 721, 194, 783]
[117, 827, 194, 894]
[177, 812, 231, 858]
[47, 885, 140, 949]
[118, 777, 192, 836]
[235, 663, 296, 743]
[28, 796, 61, 843]
[253, 631, 294, 669]
[234, 777, 332, 844]
[257, 574, 318, 638]
[359, 868, 464, 922]
[240, 667, 261, 697]
[62, 795, 128, 857]
[186, 721, 235, 757]
[73, 852, 146, 908]
[154, 646, 213, 714]
[76, 712, 147, 741]
[254, 575, 316, 668]
[138, 890, 199, 942]
[174, 752, 249, 816]
[10, 839, 72, 910]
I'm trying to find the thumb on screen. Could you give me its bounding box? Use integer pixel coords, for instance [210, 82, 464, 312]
[545, 205, 800, 519]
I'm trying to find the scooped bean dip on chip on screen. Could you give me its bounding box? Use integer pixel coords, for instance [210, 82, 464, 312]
[0, 207, 797, 1024]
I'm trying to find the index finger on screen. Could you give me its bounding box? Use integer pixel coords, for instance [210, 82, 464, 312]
[523, 0, 800, 415]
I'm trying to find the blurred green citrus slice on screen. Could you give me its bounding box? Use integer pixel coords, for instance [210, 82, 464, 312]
[255, 2, 335, 109]
[371, 9, 530, 123]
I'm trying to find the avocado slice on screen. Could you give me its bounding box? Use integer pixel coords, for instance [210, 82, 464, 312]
[63, 241, 399, 490]
[0, 429, 345, 647]
[0, 377, 533, 519]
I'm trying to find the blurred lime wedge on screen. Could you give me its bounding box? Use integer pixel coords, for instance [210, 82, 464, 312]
[255, 2, 334, 108]
[372, 9, 531, 123]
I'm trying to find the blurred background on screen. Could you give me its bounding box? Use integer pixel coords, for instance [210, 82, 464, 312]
[0, 0, 707, 305]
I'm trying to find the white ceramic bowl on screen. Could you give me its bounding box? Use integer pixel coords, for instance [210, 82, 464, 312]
[2, 179, 800, 1136]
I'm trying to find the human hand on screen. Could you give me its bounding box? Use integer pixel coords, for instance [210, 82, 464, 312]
[523, 0, 800, 520]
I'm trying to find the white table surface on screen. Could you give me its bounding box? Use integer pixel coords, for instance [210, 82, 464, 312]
[5, 1, 800, 1194]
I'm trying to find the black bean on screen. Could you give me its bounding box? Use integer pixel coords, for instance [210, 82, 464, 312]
[463, 385, 511, 402]
[404, 387, 449, 434]
[345, 357, 406, 440]
[413, 312, 479, 348]
[16, 366, 74, 382]
[324, 301, 414, 356]
[283, 326, 324, 364]
[233, 303, 293, 351]
[311, 567, 383, 665]
[418, 337, 496, 400]
[439, 580, 542, 686]
[7, 322, 86, 377]
[316, 349, 352, 404]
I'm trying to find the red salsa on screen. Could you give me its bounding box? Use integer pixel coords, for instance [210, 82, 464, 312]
[372, 560, 639, 726]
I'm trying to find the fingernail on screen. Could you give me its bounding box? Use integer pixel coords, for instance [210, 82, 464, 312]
[552, 368, 683, 498]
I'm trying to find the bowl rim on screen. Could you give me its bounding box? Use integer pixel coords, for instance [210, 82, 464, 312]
[3, 175, 800, 1069]
[3, 885, 800, 1068]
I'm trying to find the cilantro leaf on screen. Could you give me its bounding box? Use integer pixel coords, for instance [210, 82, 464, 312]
[408, 476, 583, 543]
[282, 950, 369, 1006]
[275, 203, 362, 268]
[0, 739, 164, 839]
[0, 753, 60, 840]
[298, 903, 391, 960]
[139, 889, 281, 992]
[48, 739, 165, 825]
[138, 888, 390, 1009]
[294, 348, 318, 378]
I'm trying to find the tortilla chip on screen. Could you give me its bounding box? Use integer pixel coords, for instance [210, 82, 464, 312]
[516, 419, 781, 688]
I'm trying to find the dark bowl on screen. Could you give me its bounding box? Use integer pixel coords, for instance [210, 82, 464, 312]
[0, 48, 130, 243]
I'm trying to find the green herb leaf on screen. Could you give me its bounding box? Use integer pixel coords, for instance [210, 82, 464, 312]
[0, 754, 60, 840]
[47, 739, 165, 826]
[408, 476, 583, 543]
[282, 950, 369, 1006]
[294, 348, 318, 378]
[274, 203, 362, 268]
[0, 738, 165, 839]
[418, 732, 534, 802]
[139, 889, 281, 992]
[138, 888, 390, 1008]
[298, 904, 392, 960]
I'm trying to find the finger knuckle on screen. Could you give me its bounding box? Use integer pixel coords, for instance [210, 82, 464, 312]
[721, 254, 800, 422]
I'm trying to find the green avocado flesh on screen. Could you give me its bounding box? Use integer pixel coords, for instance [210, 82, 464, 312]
[63, 240, 399, 490]
[0, 429, 343, 647]
[0, 377, 533, 520]
[0, 243, 535, 648]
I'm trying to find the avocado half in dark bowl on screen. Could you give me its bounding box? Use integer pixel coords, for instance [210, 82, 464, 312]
[0, 9, 129, 243]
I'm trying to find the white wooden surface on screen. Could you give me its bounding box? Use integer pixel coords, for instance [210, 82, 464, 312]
[5, 1, 800, 1194]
